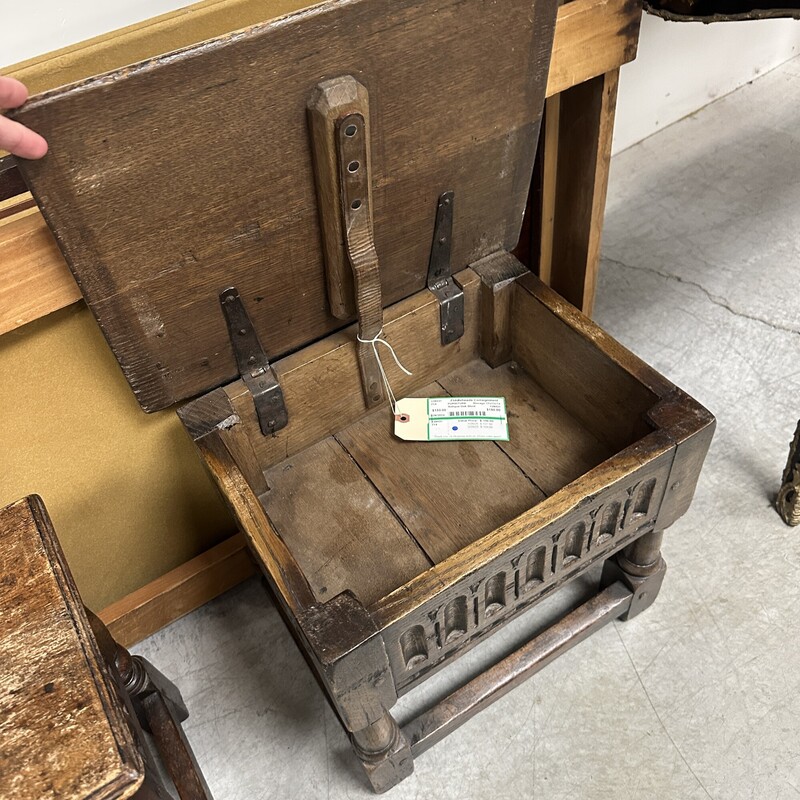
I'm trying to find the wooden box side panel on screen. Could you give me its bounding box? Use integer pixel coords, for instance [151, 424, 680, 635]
[14, 0, 557, 413]
[0, 496, 144, 800]
[511, 274, 668, 451]
[224, 269, 482, 470]
[374, 449, 675, 692]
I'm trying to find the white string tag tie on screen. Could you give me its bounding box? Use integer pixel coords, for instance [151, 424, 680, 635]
[356, 329, 412, 413]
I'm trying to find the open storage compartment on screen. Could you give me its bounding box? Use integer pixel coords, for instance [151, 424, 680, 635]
[177, 259, 713, 701]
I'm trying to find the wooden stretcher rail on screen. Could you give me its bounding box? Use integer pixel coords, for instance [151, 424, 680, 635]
[402, 581, 632, 757]
[0, 0, 640, 338]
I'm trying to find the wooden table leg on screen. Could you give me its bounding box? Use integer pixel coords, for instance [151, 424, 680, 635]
[87, 609, 213, 799]
[532, 68, 620, 317]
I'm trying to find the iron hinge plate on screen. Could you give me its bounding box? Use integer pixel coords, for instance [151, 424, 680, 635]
[219, 287, 288, 436]
[427, 190, 464, 345]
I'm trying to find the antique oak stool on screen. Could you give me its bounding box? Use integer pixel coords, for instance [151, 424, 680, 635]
[12, 0, 715, 791]
[0, 496, 213, 800]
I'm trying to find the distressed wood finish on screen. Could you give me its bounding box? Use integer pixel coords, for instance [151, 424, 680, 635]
[0, 495, 144, 799]
[336, 381, 544, 564]
[178, 260, 713, 790]
[307, 76, 371, 320]
[375, 448, 674, 692]
[0, 496, 214, 800]
[13, 0, 556, 413]
[263, 437, 431, 606]
[0, 0, 643, 337]
[471, 251, 529, 368]
[222, 268, 481, 471]
[438, 359, 611, 496]
[6, 0, 698, 789]
[403, 581, 633, 755]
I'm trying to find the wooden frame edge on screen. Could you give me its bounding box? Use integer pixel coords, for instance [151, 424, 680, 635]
[98, 532, 255, 648]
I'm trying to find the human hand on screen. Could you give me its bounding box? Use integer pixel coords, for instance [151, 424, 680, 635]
[1, 76, 47, 159]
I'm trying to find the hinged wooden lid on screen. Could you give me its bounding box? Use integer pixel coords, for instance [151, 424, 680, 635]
[14, 0, 557, 412]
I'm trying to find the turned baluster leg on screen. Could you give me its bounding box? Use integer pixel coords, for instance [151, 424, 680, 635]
[777, 420, 800, 526]
[601, 529, 667, 620]
[350, 709, 413, 794]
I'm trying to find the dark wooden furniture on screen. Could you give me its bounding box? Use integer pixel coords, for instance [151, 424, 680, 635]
[13, 0, 713, 791]
[0, 0, 643, 639]
[778, 420, 800, 525]
[0, 495, 213, 800]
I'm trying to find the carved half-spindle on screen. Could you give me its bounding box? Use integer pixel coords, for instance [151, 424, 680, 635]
[596, 501, 620, 545]
[563, 522, 586, 565]
[400, 625, 429, 670]
[525, 545, 548, 587]
[484, 572, 507, 617]
[443, 596, 469, 643]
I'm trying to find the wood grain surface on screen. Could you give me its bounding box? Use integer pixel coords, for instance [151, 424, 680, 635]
[337, 381, 544, 564]
[224, 268, 481, 472]
[0, 496, 144, 800]
[13, 0, 556, 413]
[263, 437, 432, 606]
[99, 532, 255, 648]
[439, 359, 611, 495]
[0, 208, 80, 336]
[0, 0, 642, 341]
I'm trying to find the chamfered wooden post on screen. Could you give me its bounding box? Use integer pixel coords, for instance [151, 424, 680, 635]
[536, 68, 620, 317]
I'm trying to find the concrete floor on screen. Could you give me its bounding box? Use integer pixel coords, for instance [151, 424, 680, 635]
[135, 57, 800, 799]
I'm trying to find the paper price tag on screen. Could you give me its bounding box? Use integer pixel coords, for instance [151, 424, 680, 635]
[393, 397, 509, 442]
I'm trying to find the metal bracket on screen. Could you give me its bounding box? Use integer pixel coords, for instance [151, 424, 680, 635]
[219, 287, 288, 436]
[427, 190, 464, 345]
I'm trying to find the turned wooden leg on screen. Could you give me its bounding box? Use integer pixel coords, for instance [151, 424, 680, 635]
[777, 420, 800, 526]
[298, 592, 413, 793]
[601, 529, 666, 620]
[351, 708, 413, 794]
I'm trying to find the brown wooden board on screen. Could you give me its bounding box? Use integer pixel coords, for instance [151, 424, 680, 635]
[439, 358, 612, 495]
[263, 437, 432, 606]
[13, 0, 557, 413]
[336, 381, 544, 564]
[0, 496, 144, 799]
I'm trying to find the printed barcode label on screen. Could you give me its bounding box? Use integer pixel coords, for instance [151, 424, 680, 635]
[393, 396, 509, 442]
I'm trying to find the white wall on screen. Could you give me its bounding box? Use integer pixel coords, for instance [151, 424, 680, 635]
[2, 3, 800, 153]
[613, 13, 800, 153]
[0, 0, 196, 68]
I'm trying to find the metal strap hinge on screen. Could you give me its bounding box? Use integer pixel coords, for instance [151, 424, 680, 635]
[427, 190, 464, 345]
[219, 287, 288, 436]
